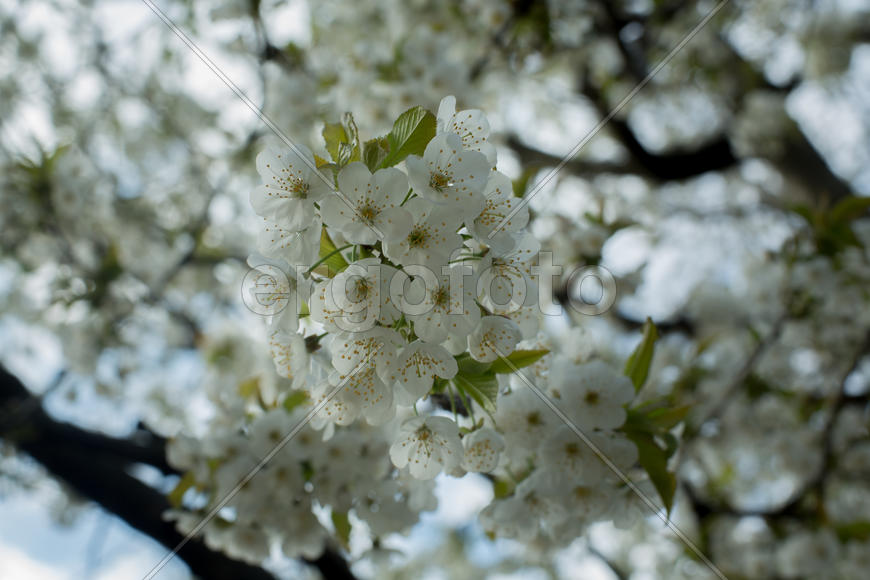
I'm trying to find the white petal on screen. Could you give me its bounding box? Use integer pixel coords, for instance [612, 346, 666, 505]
[374, 207, 412, 241]
[336, 161, 373, 202]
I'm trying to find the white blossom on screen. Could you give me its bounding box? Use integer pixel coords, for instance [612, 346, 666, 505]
[461, 427, 505, 473]
[495, 388, 558, 465]
[309, 258, 401, 332]
[549, 359, 635, 430]
[322, 327, 404, 425]
[476, 232, 539, 315]
[257, 217, 322, 266]
[467, 315, 521, 362]
[392, 340, 458, 404]
[479, 471, 562, 541]
[468, 170, 528, 253]
[320, 162, 412, 244]
[404, 263, 480, 346]
[436, 94, 497, 166]
[267, 329, 309, 389]
[246, 252, 309, 332]
[382, 197, 463, 268]
[390, 415, 463, 479]
[405, 133, 489, 214]
[251, 145, 331, 231]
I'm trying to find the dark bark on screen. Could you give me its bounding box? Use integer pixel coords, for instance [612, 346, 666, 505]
[0, 366, 356, 580]
[579, 79, 741, 182]
[582, 0, 854, 200]
[304, 550, 359, 580]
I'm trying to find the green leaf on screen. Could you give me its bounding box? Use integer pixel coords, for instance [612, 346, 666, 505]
[624, 429, 676, 515]
[322, 122, 347, 163]
[830, 196, 870, 225]
[322, 113, 360, 167]
[792, 196, 870, 256]
[317, 227, 349, 276]
[431, 377, 449, 393]
[238, 376, 260, 399]
[490, 349, 549, 374]
[453, 372, 499, 415]
[331, 510, 352, 549]
[622, 400, 684, 514]
[512, 166, 538, 198]
[362, 136, 390, 172]
[282, 390, 309, 412]
[836, 520, 870, 542]
[492, 477, 515, 499]
[790, 203, 816, 226]
[661, 431, 679, 459]
[454, 353, 492, 376]
[645, 405, 691, 430]
[338, 113, 361, 166]
[168, 471, 197, 508]
[624, 318, 659, 392]
[301, 460, 314, 481]
[380, 106, 436, 168]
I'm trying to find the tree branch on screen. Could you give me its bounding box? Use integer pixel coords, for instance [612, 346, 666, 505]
[0, 366, 357, 580]
[683, 331, 870, 521]
[575, 1, 854, 202]
[506, 135, 648, 177]
[579, 78, 740, 181]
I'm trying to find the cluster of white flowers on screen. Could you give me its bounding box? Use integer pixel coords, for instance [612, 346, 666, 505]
[479, 350, 646, 541]
[165, 328, 438, 563]
[248, 95, 537, 475]
[163, 97, 675, 565]
[166, 408, 439, 563]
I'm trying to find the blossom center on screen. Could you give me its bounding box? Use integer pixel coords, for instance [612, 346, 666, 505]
[358, 201, 379, 224]
[408, 225, 429, 248]
[288, 177, 309, 199]
[432, 286, 450, 307]
[429, 171, 453, 192]
[352, 277, 371, 301]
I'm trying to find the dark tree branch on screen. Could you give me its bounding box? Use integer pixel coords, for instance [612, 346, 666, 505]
[567, 0, 855, 204]
[579, 78, 740, 181]
[588, 545, 630, 580]
[0, 365, 277, 580]
[0, 366, 357, 580]
[689, 311, 789, 433]
[595, 1, 649, 81]
[506, 135, 648, 177]
[305, 549, 359, 580]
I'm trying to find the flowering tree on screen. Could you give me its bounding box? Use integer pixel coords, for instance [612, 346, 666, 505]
[1, 0, 869, 579]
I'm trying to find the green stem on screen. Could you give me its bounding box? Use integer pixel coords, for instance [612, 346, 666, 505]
[447, 381, 459, 423]
[306, 244, 353, 275]
[465, 390, 477, 425]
